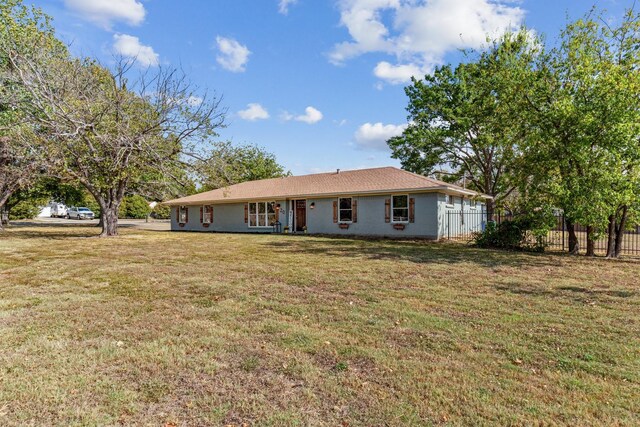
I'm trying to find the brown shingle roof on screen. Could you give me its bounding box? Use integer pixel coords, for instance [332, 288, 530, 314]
[164, 166, 487, 205]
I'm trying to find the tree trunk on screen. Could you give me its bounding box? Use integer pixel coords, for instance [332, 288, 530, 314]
[100, 206, 119, 237]
[605, 214, 616, 258]
[86, 183, 125, 238]
[566, 219, 579, 255]
[0, 194, 11, 232]
[585, 225, 595, 257]
[614, 205, 628, 258]
[486, 198, 496, 222]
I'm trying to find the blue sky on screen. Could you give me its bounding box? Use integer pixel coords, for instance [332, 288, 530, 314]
[33, 0, 632, 175]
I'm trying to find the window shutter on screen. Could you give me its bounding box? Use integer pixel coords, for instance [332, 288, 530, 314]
[185, 207, 189, 223]
[409, 198, 415, 223]
[333, 201, 338, 223]
[352, 199, 358, 223]
[210, 205, 214, 223]
[244, 203, 248, 223]
[385, 198, 391, 223]
[176, 207, 179, 222]
[200, 206, 203, 223]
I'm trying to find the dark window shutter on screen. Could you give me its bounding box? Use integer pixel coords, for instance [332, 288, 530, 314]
[409, 198, 415, 223]
[333, 201, 338, 223]
[200, 206, 203, 223]
[352, 199, 358, 223]
[385, 198, 391, 223]
[185, 207, 189, 223]
[176, 207, 179, 222]
[210, 205, 214, 222]
[244, 203, 248, 223]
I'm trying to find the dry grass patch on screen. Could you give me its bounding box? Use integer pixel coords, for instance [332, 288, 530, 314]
[0, 223, 639, 426]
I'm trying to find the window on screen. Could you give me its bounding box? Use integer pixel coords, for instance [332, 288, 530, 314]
[248, 202, 276, 227]
[338, 197, 352, 222]
[268, 202, 277, 226]
[203, 205, 213, 224]
[179, 206, 188, 224]
[445, 195, 455, 207]
[392, 195, 409, 222]
[469, 199, 477, 209]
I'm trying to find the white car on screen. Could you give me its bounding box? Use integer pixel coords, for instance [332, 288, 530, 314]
[66, 207, 95, 220]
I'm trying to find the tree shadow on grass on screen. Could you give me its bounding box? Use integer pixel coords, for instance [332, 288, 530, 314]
[260, 234, 566, 269]
[1, 220, 169, 240]
[0, 222, 99, 240]
[0, 230, 100, 240]
[557, 286, 636, 299]
[0, 221, 159, 240]
[7, 220, 97, 228]
[494, 283, 637, 303]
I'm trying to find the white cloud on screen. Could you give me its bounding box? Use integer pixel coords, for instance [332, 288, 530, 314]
[215, 36, 251, 73]
[329, 0, 399, 65]
[279, 0, 298, 15]
[296, 106, 323, 124]
[283, 106, 323, 124]
[113, 34, 159, 67]
[331, 0, 525, 83]
[64, 0, 145, 28]
[354, 122, 408, 150]
[238, 103, 270, 121]
[373, 61, 427, 84]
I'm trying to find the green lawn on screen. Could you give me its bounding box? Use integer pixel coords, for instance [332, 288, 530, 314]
[0, 224, 639, 426]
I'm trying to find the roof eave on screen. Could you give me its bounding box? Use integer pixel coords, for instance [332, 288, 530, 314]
[162, 186, 491, 206]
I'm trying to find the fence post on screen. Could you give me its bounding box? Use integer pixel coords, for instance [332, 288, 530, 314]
[447, 211, 450, 240]
[562, 214, 565, 252]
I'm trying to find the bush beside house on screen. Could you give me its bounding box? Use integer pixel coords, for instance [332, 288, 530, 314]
[473, 210, 556, 252]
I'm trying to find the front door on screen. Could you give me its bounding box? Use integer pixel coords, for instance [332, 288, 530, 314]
[295, 200, 306, 232]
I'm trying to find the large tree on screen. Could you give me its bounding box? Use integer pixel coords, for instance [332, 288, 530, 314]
[511, 8, 640, 257]
[0, 0, 59, 230]
[195, 141, 289, 191]
[3, 42, 226, 236]
[388, 32, 538, 219]
[0, 136, 42, 230]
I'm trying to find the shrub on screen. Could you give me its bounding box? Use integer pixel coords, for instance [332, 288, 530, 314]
[8, 200, 43, 220]
[123, 195, 151, 219]
[474, 210, 555, 252]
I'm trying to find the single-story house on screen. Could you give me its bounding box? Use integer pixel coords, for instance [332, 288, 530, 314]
[163, 166, 489, 239]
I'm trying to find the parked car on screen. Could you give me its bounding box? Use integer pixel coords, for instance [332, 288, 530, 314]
[50, 203, 68, 218]
[66, 207, 95, 220]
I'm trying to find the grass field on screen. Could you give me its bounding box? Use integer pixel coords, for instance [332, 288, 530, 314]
[1, 223, 639, 426]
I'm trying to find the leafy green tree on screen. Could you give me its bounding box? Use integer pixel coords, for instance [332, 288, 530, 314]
[388, 32, 538, 219]
[7, 199, 43, 220]
[195, 141, 289, 191]
[3, 47, 226, 236]
[511, 8, 640, 257]
[128, 164, 197, 203]
[4, 177, 85, 221]
[0, 0, 61, 230]
[151, 203, 171, 220]
[122, 195, 151, 219]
